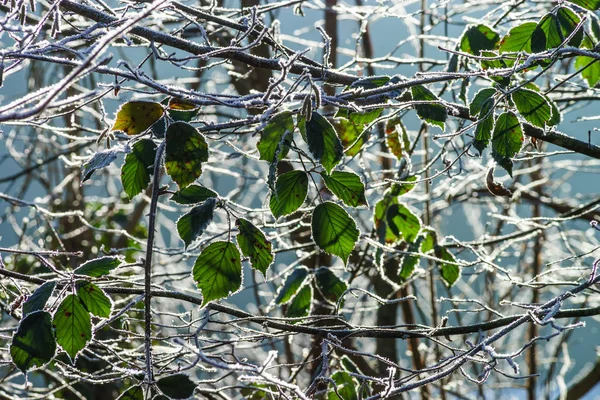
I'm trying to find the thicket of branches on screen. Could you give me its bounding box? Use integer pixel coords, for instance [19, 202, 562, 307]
[1, 0, 600, 399]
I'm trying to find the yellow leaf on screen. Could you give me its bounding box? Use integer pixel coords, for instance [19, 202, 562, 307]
[168, 98, 197, 110]
[111, 101, 164, 135]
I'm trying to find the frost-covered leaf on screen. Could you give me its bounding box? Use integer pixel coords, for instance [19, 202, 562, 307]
[460, 24, 500, 55]
[74, 256, 122, 277]
[165, 122, 209, 189]
[10, 311, 56, 373]
[321, 171, 367, 207]
[435, 246, 461, 286]
[112, 101, 164, 135]
[315, 268, 348, 303]
[177, 198, 218, 249]
[491, 112, 523, 177]
[269, 170, 309, 218]
[286, 284, 312, 318]
[236, 218, 273, 276]
[23, 281, 56, 315]
[499, 22, 537, 53]
[76, 281, 112, 319]
[305, 112, 344, 173]
[275, 267, 309, 305]
[192, 241, 242, 306]
[121, 139, 156, 199]
[170, 184, 218, 205]
[257, 111, 294, 162]
[512, 88, 552, 127]
[386, 203, 421, 243]
[411, 85, 447, 130]
[53, 294, 92, 361]
[312, 202, 360, 265]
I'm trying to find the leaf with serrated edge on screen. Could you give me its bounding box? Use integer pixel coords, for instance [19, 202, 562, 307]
[512, 88, 551, 127]
[76, 281, 112, 318]
[177, 198, 218, 249]
[121, 139, 156, 199]
[165, 122, 209, 189]
[386, 203, 422, 243]
[286, 284, 312, 318]
[23, 281, 56, 315]
[305, 112, 344, 173]
[10, 311, 56, 372]
[321, 171, 367, 207]
[491, 112, 523, 177]
[170, 185, 218, 205]
[157, 374, 197, 399]
[112, 101, 164, 135]
[315, 268, 348, 303]
[257, 111, 294, 162]
[436, 246, 461, 286]
[275, 267, 309, 305]
[312, 202, 360, 265]
[74, 256, 122, 277]
[269, 171, 309, 218]
[499, 22, 536, 53]
[460, 24, 500, 55]
[411, 85, 447, 130]
[192, 241, 242, 306]
[236, 218, 274, 276]
[53, 294, 92, 361]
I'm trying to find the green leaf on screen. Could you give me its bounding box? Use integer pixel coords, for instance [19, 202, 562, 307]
[386, 203, 422, 243]
[374, 195, 400, 244]
[170, 184, 218, 205]
[575, 38, 600, 88]
[76, 281, 112, 318]
[305, 112, 344, 173]
[491, 112, 523, 177]
[269, 170, 309, 218]
[336, 107, 383, 126]
[315, 268, 348, 303]
[512, 88, 552, 127]
[385, 117, 411, 160]
[479, 51, 511, 87]
[192, 241, 242, 306]
[435, 246, 461, 286]
[157, 374, 197, 399]
[335, 118, 367, 156]
[499, 22, 537, 53]
[117, 386, 144, 400]
[257, 111, 294, 162]
[53, 294, 92, 361]
[411, 85, 447, 130]
[321, 171, 367, 207]
[112, 101, 164, 135]
[399, 239, 422, 281]
[74, 256, 122, 277]
[165, 122, 209, 189]
[311, 202, 360, 265]
[568, 0, 600, 10]
[275, 267, 309, 304]
[470, 88, 496, 116]
[10, 311, 56, 372]
[167, 98, 200, 122]
[546, 95, 561, 126]
[177, 198, 218, 249]
[390, 175, 418, 196]
[460, 24, 500, 55]
[474, 97, 495, 155]
[23, 281, 56, 315]
[532, 8, 583, 53]
[420, 228, 437, 253]
[236, 218, 274, 276]
[328, 371, 358, 400]
[286, 284, 312, 318]
[121, 139, 156, 199]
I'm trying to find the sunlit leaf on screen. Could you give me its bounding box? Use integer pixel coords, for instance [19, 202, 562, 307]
[74, 256, 122, 277]
[157, 374, 197, 399]
[411, 85, 447, 130]
[321, 171, 367, 207]
[470, 88, 496, 116]
[491, 112, 523, 177]
[312, 202, 360, 265]
[53, 294, 92, 361]
[385, 117, 411, 160]
[374, 195, 400, 244]
[82, 148, 122, 183]
[170, 184, 218, 205]
[389, 175, 417, 196]
[10, 311, 56, 372]
[286, 284, 312, 318]
[305, 112, 344, 173]
[512, 88, 552, 127]
[112, 101, 164, 135]
[335, 118, 367, 156]
[117, 386, 144, 400]
[165, 122, 209, 189]
[328, 371, 358, 400]
[177, 198, 218, 249]
[269, 170, 309, 218]
[257, 111, 294, 162]
[236, 218, 274, 276]
[575, 37, 600, 88]
[386, 203, 421, 243]
[23, 281, 56, 315]
[460, 24, 500, 55]
[435, 246, 461, 286]
[532, 7, 582, 53]
[474, 97, 495, 155]
[167, 98, 199, 122]
[315, 268, 348, 303]
[76, 281, 112, 319]
[275, 267, 309, 305]
[192, 241, 242, 306]
[499, 22, 537, 53]
[121, 139, 156, 199]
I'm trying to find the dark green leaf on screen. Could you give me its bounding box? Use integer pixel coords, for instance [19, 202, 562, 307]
[269, 170, 309, 218]
[315, 268, 348, 303]
[112, 101, 164, 135]
[546, 95, 561, 126]
[328, 371, 358, 400]
[23, 281, 56, 315]
[435, 246, 461, 286]
[411, 85, 447, 130]
[236, 218, 273, 276]
[192, 241, 242, 306]
[568, 0, 600, 10]
[10, 311, 56, 372]
[374, 195, 400, 244]
[76, 281, 112, 318]
[312, 202, 360, 265]
[575, 54, 600, 88]
[170, 185, 218, 205]
[275, 267, 309, 304]
[305, 112, 344, 173]
[240, 384, 278, 400]
[460, 24, 500, 55]
[321, 171, 367, 207]
[117, 386, 144, 400]
[165, 122, 209, 189]
[390, 175, 418, 196]
[491, 112, 523, 177]
[532, 8, 582, 53]
[177, 198, 218, 249]
[479, 52, 511, 87]
[257, 111, 294, 162]
[499, 22, 537, 53]
[474, 97, 495, 155]
[286, 284, 312, 318]
[167, 98, 200, 122]
[386, 203, 422, 243]
[512, 88, 552, 127]
[74, 256, 122, 277]
[53, 294, 92, 361]
[470, 88, 496, 116]
[157, 374, 197, 399]
[121, 139, 156, 199]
